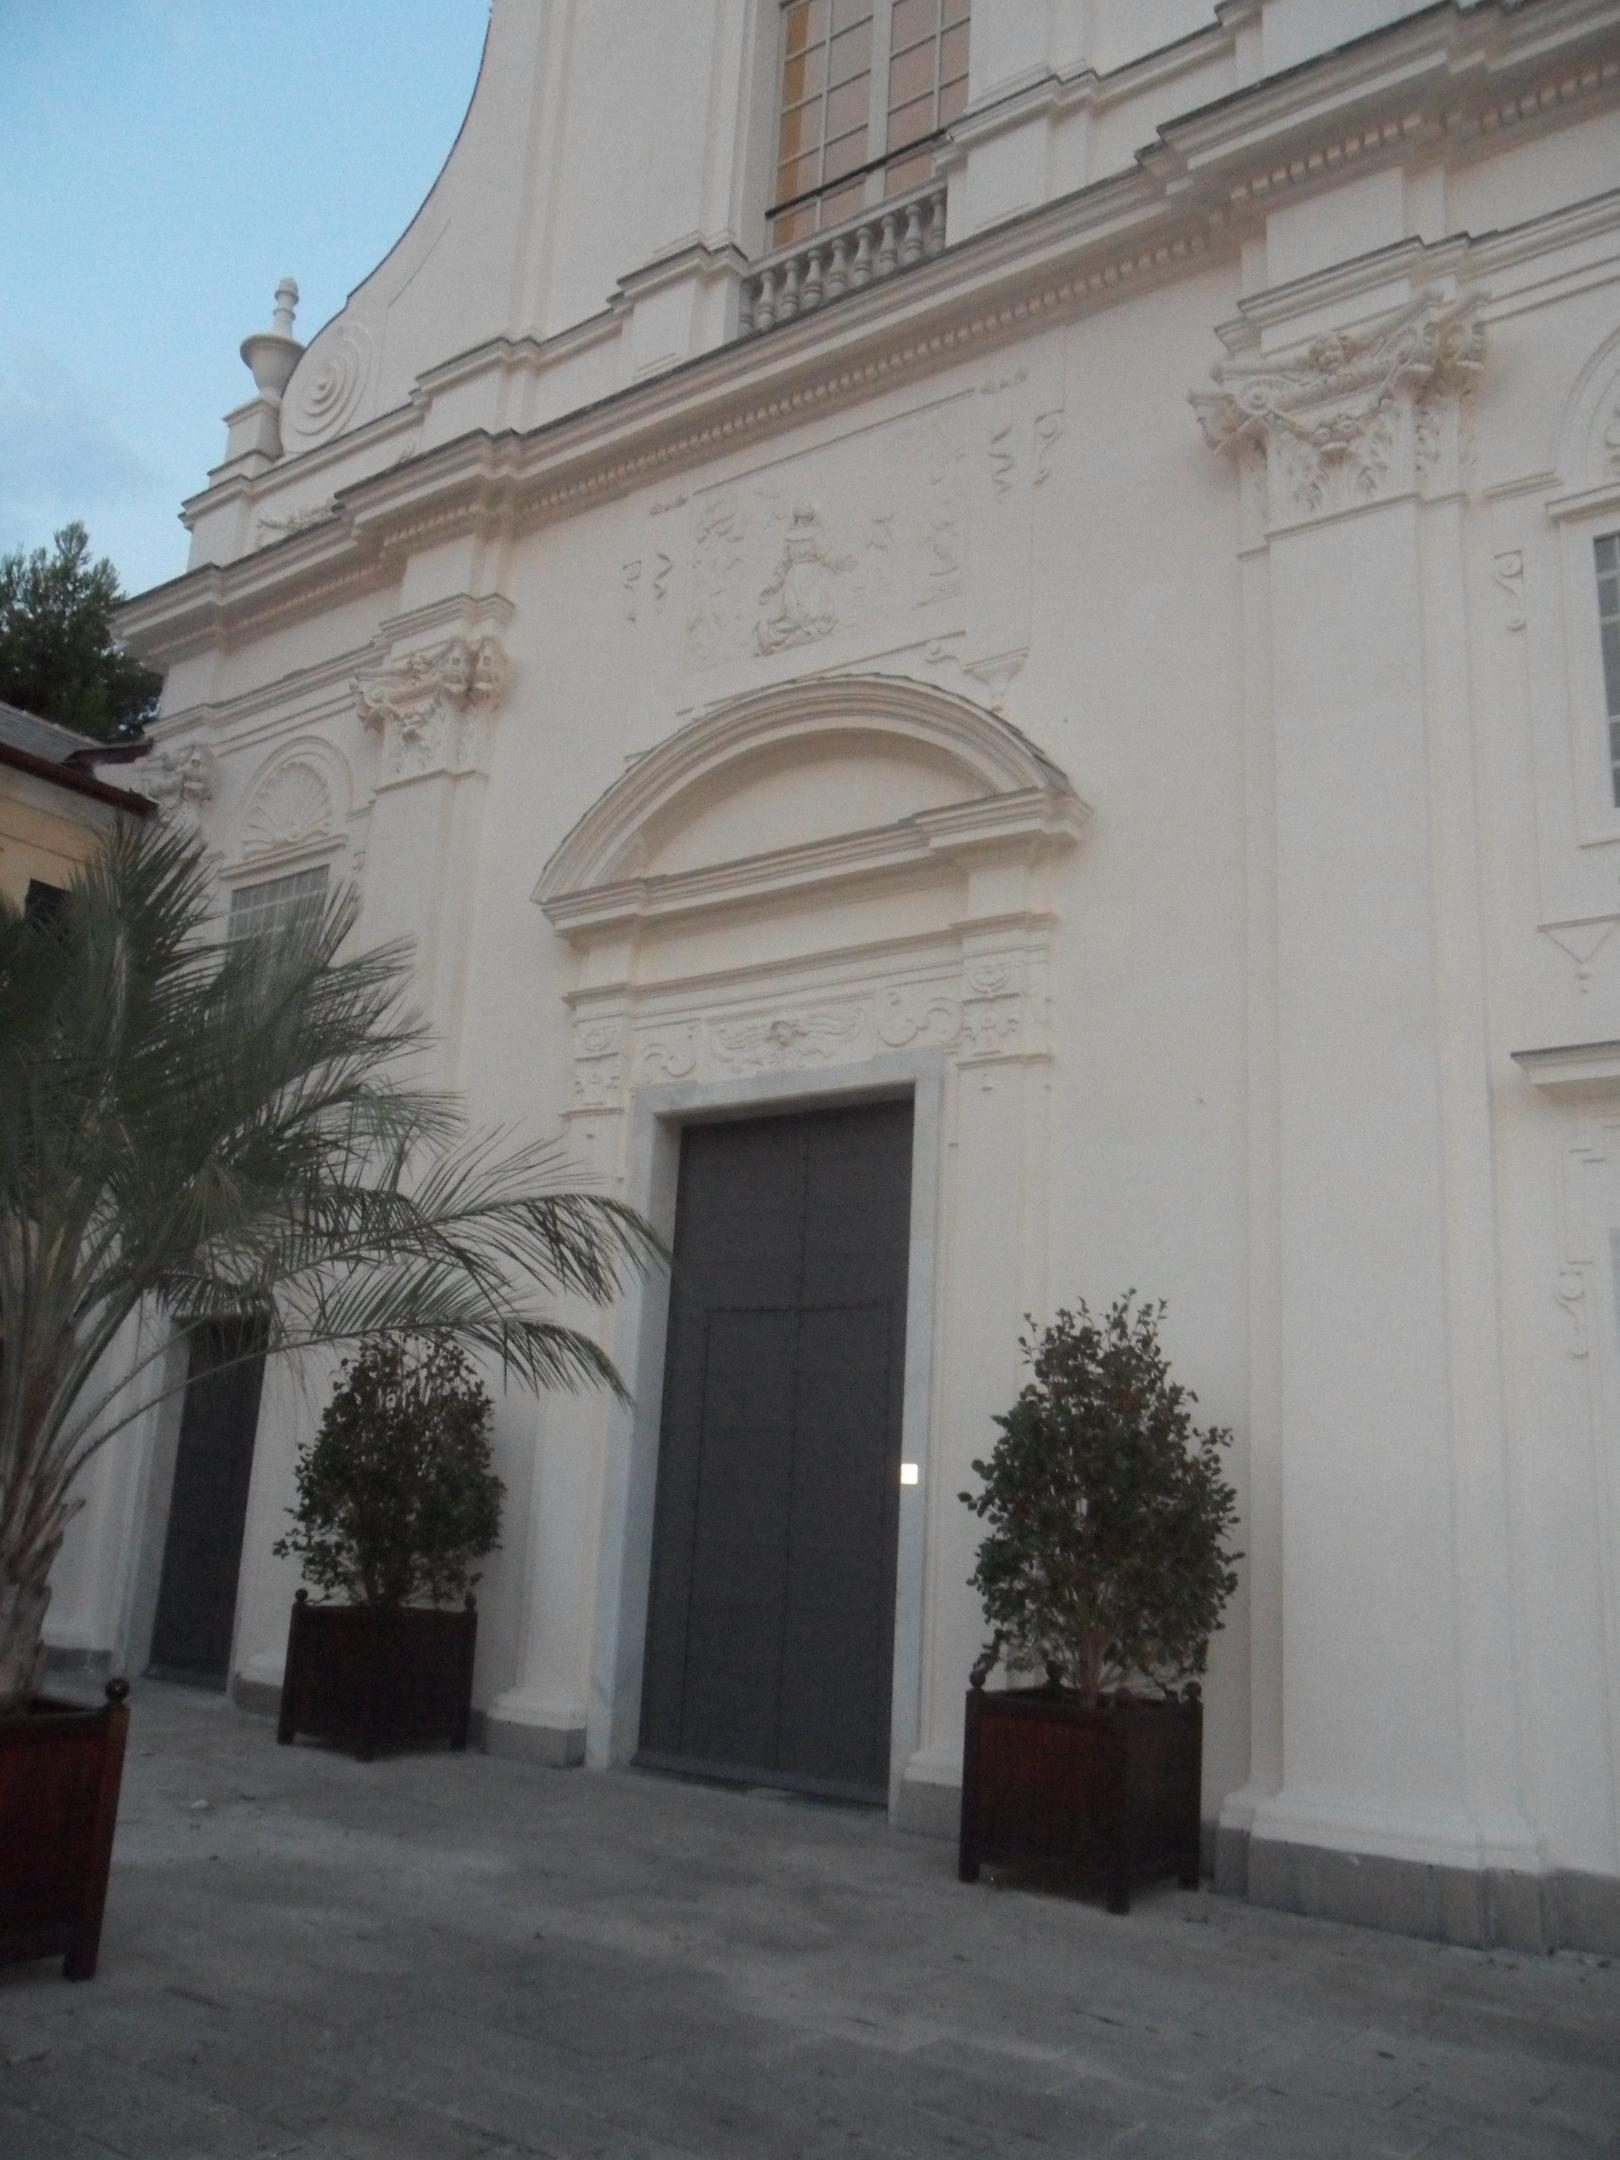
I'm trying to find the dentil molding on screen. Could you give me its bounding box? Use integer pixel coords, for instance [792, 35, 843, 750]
[1191, 293, 1486, 532]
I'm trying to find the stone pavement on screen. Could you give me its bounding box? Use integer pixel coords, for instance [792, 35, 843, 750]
[3, 1684, 1618, 2159]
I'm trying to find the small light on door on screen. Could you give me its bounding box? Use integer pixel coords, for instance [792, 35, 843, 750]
[900, 1462, 920, 1486]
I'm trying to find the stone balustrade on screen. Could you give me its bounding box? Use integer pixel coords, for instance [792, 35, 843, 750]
[741, 180, 948, 336]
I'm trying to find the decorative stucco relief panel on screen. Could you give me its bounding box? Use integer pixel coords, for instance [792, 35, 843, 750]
[571, 1019, 627, 1111]
[612, 362, 1066, 732]
[681, 411, 966, 671]
[541, 681, 1083, 1129]
[563, 959, 1054, 1118]
[710, 1001, 867, 1075]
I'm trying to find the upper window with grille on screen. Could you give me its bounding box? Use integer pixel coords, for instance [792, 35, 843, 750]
[226, 865, 330, 946]
[771, 0, 969, 249]
[1598, 533, 1620, 808]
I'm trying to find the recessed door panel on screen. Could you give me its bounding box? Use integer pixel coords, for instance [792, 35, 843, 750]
[639, 1099, 913, 1801]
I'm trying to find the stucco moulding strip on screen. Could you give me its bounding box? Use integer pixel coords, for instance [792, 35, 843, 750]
[1512, 1040, 1620, 1096]
[417, 243, 744, 406]
[1145, 0, 1619, 200]
[1545, 474, 1620, 522]
[121, 442, 514, 660]
[1214, 187, 1620, 355]
[117, 1, 1614, 666]
[187, 399, 427, 529]
[540, 790, 1088, 945]
[564, 930, 969, 1015]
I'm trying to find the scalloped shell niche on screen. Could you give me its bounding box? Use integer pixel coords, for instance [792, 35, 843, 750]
[240, 762, 336, 858]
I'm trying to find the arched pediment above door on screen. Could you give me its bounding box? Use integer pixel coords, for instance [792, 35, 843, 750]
[534, 676, 1087, 942]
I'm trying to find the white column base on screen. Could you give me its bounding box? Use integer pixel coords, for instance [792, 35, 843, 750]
[484, 1687, 587, 1768]
[894, 1742, 964, 1838]
[1244, 1788, 1545, 1876]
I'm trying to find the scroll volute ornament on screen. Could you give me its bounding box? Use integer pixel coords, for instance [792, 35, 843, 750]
[353, 634, 509, 784]
[1191, 294, 1485, 527]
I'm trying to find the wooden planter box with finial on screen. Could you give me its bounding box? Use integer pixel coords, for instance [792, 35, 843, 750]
[276, 1590, 478, 1761]
[959, 1668, 1202, 1914]
[0, 1679, 130, 1979]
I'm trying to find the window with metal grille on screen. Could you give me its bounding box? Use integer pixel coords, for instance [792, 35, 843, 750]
[23, 879, 67, 932]
[226, 864, 329, 945]
[1599, 533, 1620, 808]
[771, 0, 969, 249]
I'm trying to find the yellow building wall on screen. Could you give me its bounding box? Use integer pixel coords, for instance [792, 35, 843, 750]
[0, 765, 120, 905]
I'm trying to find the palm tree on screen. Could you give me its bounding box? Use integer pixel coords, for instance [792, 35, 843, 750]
[0, 825, 656, 1716]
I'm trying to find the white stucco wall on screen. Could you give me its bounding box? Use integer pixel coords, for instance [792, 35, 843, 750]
[53, 0, 1620, 1948]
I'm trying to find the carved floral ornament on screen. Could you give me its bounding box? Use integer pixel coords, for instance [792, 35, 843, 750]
[565, 962, 1048, 1111]
[352, 633, 509, 784]
[537, 680, 1081, 1117]
[1191, 294, 1486, 528]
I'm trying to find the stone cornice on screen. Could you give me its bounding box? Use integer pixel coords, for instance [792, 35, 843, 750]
[117, 0, 1620, 666]
[541, 790, 1086, 945]
[1513, 1039, 1620, 1095]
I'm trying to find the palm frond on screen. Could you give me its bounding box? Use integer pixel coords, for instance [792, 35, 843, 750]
[1, 826, 663, 1676]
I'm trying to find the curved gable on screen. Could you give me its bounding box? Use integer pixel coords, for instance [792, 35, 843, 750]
[536, 676, 1081, 938]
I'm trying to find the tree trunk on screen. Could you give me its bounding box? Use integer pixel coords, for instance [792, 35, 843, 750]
[1077, 1633, 1105, 1710]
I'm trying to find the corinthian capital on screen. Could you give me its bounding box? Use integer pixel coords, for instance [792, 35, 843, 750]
[353, 633, 509, 785]
[1191, 293, 1485, 530]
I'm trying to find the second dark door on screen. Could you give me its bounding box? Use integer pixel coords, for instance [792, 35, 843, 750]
[147, 1318, 267, 1688]
[638, 1098, 914, 1802]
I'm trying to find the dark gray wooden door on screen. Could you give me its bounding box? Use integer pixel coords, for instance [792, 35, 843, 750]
[638, 1099, 913, 1801]
[148, 1319, 266, 1688]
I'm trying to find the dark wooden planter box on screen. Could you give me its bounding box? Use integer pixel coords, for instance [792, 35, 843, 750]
[277, 1591, 477, 1760]
[0, 1680, 130, 1979]
[959, 1682, 1202, 1913]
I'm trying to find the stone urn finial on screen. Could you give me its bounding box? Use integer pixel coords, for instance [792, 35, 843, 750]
[240, 277, 305, 401]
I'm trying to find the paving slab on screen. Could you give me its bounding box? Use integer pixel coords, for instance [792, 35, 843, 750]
[3, 1682, 1617, 2158]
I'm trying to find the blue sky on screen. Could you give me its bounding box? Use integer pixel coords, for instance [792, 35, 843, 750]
[0, 0, 490, 599]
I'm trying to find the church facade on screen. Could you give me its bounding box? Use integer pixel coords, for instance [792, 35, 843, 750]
[52, 0, 1620, 1950]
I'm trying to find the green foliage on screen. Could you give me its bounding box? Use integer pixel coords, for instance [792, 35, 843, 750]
[0, 522, 162, 742]
[274, 1340, 503, 1607]
[0, 823, 659, 1711]
[961, 1296, 1241, 1706]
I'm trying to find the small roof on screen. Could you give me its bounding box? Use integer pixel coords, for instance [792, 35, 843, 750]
[0, 696, 155, 815]
[0, 698, 104, 767]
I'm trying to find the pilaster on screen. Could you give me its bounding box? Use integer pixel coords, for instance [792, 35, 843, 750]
[1195, 286, 1544, 1902]
[349, 595, 513, 1072]
[947, 1, 1089, 241]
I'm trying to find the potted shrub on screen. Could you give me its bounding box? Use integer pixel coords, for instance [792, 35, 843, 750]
[958, 1295, 1240, 1913]
[274, 1339, 502, 1759]
[0, 1678, 130, 1979]
[1, 828, 653, 1976]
